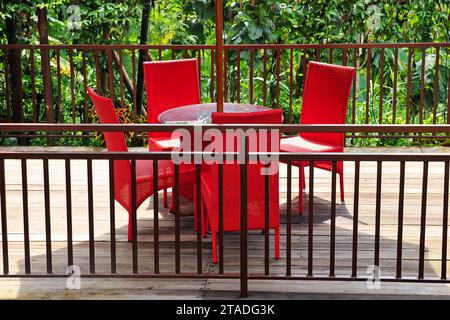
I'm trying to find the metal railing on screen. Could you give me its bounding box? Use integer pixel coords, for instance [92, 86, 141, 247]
[0, 123, 449, 296]
[1, 43, 450, 135]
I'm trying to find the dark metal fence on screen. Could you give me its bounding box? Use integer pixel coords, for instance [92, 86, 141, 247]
[0, 123, 449, 297]
[1, 43, 450, 133]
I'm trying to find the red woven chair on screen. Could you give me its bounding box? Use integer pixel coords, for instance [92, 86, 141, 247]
[197, 109, 283, 264]
[280, 61, 356, 214]
[88, 87, 174, 242]
[143, 59, 200, 206]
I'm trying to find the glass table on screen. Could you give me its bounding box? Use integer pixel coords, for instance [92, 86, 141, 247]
[158, 102, 271, 124]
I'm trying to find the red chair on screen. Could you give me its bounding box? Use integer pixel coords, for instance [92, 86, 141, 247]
[197, 109, 283, 264]
[280, 61, 356, 214]
[88, 87, 175, 242]
[143, 59, 200, 206]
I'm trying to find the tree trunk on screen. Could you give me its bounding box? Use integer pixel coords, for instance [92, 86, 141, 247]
[37, 6, 54, 123]
[135, 0, 153, 115]
[6, 8, 28, 145]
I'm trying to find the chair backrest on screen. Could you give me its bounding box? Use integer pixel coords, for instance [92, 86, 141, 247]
[88, 87, 132, 211]
[208, 109, 283, 233]
[300, 61, 356, 148]
[143, 59, 200, 126]
[87, 87, 128, 152]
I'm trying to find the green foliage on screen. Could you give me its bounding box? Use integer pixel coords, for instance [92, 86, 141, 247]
[88, 103, 147, 147]
[1, 0, 450, 148]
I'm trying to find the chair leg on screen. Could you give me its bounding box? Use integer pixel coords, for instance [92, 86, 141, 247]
[212, 232, 218, 264]
[163, 188, 168, 208]
[299, 166, 304, 215]
[275, 226, 280, 260]
[339, 172, 345, 202]
[338, 161, 344, 202]
[128, 214, 132, 242]
[202, 199, 208, 238]
[302, 166, 306, 189]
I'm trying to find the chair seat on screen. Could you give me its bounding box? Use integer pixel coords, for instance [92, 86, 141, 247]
[148, 136, 181, 151]
[281, 135, 342, 153]
[135, 159, 174, 184]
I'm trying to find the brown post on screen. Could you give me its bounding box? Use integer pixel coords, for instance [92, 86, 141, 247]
[37, 6, 54, 123]
[215, 0, 224, 112]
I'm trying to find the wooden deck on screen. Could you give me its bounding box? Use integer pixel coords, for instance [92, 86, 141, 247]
[0, 146, 450, 299]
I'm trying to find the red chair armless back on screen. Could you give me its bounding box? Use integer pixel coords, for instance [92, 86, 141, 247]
[143, 59, 200, 128]
[300, 61, 356, 148]
[87, 87, 128, 152]
[88, 87, 132, 211]
[208, 109, 283, 233]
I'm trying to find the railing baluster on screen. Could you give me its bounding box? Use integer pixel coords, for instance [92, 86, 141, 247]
[365, 48, 371, 124]
[289, 48, 294, 124]
[17, 48, 23, 123]
[109, 160, 116, 274]
[237, 49, 241, 103]
[94, 49, 101, 93]
[263, 49, 267, 106]
[378, 48, 385, 124]
[441, 161, 449, 280]
[82, 50, 88, 123]
[302, 49, 307, 93]
[374, 161, 382, 268]
[3, 49, 11, 122]
[0, 159, 9, 274]
[152, 160, 159, 274]
[68, 49, 76, 123]
[107, 48, 115, 102]
[396, 161, 405, 279]
[406, 48, 412, 124]
[419, 161, 429, 279]
[351, 161, 360, 278]
[131, 159, 138, 274]
[286, 161, 292, 276]
[224, 49, 228, 102]
[43, 159, 52, 274]
[264, 162, 270, 276]
[21, 159, 30, 274]
[433, 47, 440, 124]
[308, 162, 314, 277]
[56, 49, 63, 123]
[392, 48, 398, 124]
[30, 48, 37, 122]
[197, 50, 202, 97]
[87, 159, 95, 274]
[218, 163, 224, 274]
[447, 48, 450, 125]
[342, 48, 347, 66]
[275, 48, 281, 108]
[419, 48, 426, 124]
[329, 48, 333, 64]
[65, 159, 73, 268]
[330, 161, 337, 277]
[352, 48, 357, 125]
[249, 48, 254, 104]
[239, 135, 249, 297]
[210, 49, 215, 102]
[132, 49, 137, 114]
[118, 49, 125, 109]
[174, 163, 180, 274]
[196, 164, 202, 275]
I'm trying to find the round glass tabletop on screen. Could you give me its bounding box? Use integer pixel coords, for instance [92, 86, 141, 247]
[157, 103, 271, 124]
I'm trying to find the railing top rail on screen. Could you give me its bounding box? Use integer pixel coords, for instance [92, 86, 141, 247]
[0, 42, 449, 50]
[1, 123, 450, 134]
[0, 150, 449, 162]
